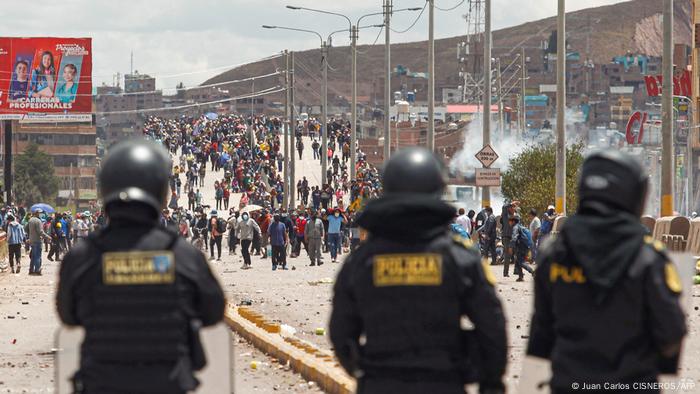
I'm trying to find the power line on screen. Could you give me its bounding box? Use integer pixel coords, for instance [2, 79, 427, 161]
[90, 71, 282, 97]
[390, 2, 428, 34]
[435, 0, 466, 12]
[96, 86, 284, 115]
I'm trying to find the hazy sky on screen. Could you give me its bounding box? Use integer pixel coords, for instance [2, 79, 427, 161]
[2, 0, 630, 90]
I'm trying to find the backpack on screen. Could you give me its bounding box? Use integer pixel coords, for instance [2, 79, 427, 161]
[216, 218, 227, 234]
[215, 188, 223, 199]
[517, 225, 534, 250]
[540, 219, 553, 235]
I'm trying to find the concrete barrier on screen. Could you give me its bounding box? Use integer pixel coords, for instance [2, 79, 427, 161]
[224, 304, 355, 394]
[641, 216, 656, 234]
[686, 218, 700, 255]
[653, 216, 690, 251]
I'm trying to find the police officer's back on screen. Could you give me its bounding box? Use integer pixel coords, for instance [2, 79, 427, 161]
[57, 140, 225, 393]
[527, 151, 686, 393]
[330, 148, 507, 394]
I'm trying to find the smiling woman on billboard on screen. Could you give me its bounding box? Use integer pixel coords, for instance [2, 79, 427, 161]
[56, 63, 78, 103]
[29, 50, 56, 98]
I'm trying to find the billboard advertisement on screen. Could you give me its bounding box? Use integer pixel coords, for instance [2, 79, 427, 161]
[0, 37, 92, 122]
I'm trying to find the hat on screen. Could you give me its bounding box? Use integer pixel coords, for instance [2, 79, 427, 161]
[547, 205, 555, 210]
[210, 210, 218, 217]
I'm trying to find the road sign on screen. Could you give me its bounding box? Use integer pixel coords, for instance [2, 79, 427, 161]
[475, 144, 499, 168]
[475, 168, 501, 187]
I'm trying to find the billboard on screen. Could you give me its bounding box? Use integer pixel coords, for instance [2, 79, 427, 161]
[0, 37, 92, 122]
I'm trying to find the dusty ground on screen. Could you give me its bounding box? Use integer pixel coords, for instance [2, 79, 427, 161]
[1, 137, 699, 393]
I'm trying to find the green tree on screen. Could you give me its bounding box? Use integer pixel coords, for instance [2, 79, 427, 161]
[501, 143, 585, 217]
[13, 142, 59, 206]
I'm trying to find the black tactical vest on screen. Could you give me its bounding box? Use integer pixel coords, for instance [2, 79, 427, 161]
[80, 231, 188, 364]
[353, 236, 465, 373]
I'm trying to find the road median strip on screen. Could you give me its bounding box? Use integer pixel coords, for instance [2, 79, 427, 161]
[223, 304, 355, 394]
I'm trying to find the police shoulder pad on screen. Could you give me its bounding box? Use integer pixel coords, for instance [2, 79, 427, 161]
[644, 235, 667, 254]
[451, 234, 475, 250]
[480, 258, 497, 286]
[664, 262, 683, 294]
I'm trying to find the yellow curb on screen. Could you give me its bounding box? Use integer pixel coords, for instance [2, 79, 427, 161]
[223, 304, 356, 394]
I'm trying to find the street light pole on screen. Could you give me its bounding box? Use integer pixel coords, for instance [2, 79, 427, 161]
[482, 0, 492, 208]
[384, 0, 392, 160]
[283, 50, 290, 209]
[555, 0, 566, 214]
[290, 51, 296, 208]
[351, 24, 358, 180]
[427, 0, 435, 151]
[322, 41, 329, 185]
[521, 47, 527, 133]
[661, 0, 674, 217]
[283, 6, 419, 178]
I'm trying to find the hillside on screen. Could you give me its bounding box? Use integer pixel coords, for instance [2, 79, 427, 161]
[203, 0, 692, 106]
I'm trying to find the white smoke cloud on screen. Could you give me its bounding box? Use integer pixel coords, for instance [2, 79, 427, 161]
[449, 108, 586, 209]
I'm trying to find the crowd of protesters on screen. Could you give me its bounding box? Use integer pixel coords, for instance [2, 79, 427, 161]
[143, 112, 382, 270]
[0, 111, 385, 274]
[1, 205, 106, 275]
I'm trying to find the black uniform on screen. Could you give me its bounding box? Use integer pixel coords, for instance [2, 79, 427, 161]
[57, 206, 225, 393]
[330, 148, 507, 394]
[56, 139, 226, 393]
[527, 150, 686, 394]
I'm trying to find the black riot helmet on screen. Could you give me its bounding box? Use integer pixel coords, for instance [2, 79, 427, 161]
[381, 147, 446, 196]
[578, 150, 648, 216]
[99, 139, 172, 215]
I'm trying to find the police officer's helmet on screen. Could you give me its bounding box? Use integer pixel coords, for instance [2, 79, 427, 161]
[578, 150, 648, 216]
[381, 147, 446, 196]
[99, 139, 172, 215]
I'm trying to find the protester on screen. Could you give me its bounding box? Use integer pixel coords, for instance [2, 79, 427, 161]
[6, 214, 26, 273]
[268, 214, 288, 270]
[26, 209, 48, 275]
[236, 212, 260, 269]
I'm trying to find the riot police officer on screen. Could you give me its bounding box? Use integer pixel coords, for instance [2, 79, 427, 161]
[330, 148, 507, 394]
[57, 139, 226, 393]
[527, 150, 687, 393]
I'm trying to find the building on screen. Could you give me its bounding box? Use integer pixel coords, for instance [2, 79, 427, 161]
[95, 72, 163, 146]
[11, 120, 98, 208]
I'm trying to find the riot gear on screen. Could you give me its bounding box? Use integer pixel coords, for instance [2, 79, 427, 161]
[100, 139, 172, 215]
[331, 150, 507, 394]
[381, 148, 446, 195]
[528, 150, 686, 393]
[578, 150, 648, 217]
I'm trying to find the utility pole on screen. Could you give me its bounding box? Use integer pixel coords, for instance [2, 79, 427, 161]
[322, 41, 329, 185]
[481, 0, 492, 208]
[384, 0, 392, 160]
[3, 120, 12, 205]
[250, 78, 255, 146]
[521, 47, 527, 133]
[351, 25, 358, 180]
[290, 51, 296, 208]
[427, 0, 435, 151]
[555, 0, 567, 214]
[283, 50, 290, 209]
[661, 0, 674, 217]
[496, 58, 504, 138]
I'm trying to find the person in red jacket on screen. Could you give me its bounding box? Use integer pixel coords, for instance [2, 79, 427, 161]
[292, 212, 308, 258]
[257, 210, 272, 259]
